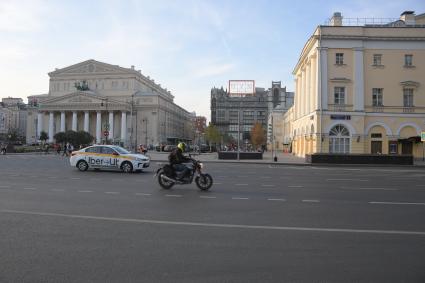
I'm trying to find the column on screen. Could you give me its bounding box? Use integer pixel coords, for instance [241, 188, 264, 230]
[306, 63, 311, 114]
[301, 69, 306, 116]
[108, 111, 114, 140]
[318, 47, 328, 110]
[121, 111, 127, 142]
[37, 112, 43, 138]
[72, 112, 77, 131]
[96, 111, 102, 144]
[353, 47, 364, 111]
[48, 112, 54, 143]
[60, 112, 65, 132]
[84, 111, 89, 132]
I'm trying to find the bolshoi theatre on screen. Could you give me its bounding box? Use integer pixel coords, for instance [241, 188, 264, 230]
[26, 59, 194, 148]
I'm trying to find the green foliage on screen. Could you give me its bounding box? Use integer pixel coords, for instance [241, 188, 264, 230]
[6, 128, 19, 142]
[204, 124, 221, 145]
[250, 122, 266, 148]
[53, 130, 94, 148]
[39, 131, 49, 142]
[54, 132, 67, 144]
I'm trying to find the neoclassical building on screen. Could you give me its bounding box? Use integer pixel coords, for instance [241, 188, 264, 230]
[26, 59, 194, 148]
[283, 11, 425, 158]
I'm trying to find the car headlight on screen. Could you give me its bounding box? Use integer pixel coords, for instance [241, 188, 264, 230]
[136, 158, 148, 162]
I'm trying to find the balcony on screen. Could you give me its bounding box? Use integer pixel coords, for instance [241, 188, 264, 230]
[328, 104, 353, 112]
[365, 106, 425, 114]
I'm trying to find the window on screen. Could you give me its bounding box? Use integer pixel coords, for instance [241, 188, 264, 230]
[404, 54, 413, 67]
[336, 53, 344, 65]
[334, 87, 345, 105]
[101, 147, 116, 154]
[389, 141, 398, 154]
[371, 133, 382, 138]
[373, 54, 382, 66]
[229, 125, 238, 131]
[403, 88, 414, 107]
[329, 125, 350, 154]
[86, 147, 101, 153]
[372, 88, 383, 106]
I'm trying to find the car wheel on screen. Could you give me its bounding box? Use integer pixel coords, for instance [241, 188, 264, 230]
[77, 160, 88, 172]
[121, 161, 133, 173]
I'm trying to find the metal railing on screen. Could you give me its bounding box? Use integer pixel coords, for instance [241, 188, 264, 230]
[324, 17, 399, 26]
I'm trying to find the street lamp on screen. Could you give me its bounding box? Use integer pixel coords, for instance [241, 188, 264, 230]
[142, 118, 148, 146]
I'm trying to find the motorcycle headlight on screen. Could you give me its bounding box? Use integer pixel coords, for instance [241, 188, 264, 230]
[199, 162, 204, 169]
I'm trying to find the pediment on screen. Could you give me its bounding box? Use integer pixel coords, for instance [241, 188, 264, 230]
[49, 59, 134, 76]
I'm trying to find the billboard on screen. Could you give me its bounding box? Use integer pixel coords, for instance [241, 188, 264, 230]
[229, 80, 255, 96]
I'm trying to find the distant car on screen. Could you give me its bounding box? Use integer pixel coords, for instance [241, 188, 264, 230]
[163, 145, 177, 152]
[70, 145, 150, 173]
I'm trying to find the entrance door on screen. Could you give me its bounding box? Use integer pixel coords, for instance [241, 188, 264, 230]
[371, 141, 382, 154]
[401, 142, 413, 155]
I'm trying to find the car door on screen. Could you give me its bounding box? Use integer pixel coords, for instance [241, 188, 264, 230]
[85, 146, 102, 168]
[100, 146, 119, 169]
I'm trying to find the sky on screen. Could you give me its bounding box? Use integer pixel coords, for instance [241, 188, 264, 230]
[1, 0, 424, 120]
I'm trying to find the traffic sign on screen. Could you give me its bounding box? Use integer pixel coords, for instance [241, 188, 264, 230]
[421, 132, 425, 142]
[103, 131, 109, 137]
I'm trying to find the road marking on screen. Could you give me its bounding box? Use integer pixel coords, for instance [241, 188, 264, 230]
[369, 201, 425, 206]
[288, 185, 303, 188]
[235, 184, 248, 186]
[0, 185, 11, 188]
[268, 198, 286, 201]
[165, 194, 182, 198]
[302, 199, 320, 203]
[200, 196, 217, 199]
[135, 193, 151, 196]
[23, 188, 37, 190]
[105, 192, 120, 194]
[340, 187, 397, 191]
[261, 184, 275, 187]
[232, 197, 249, 200]
[4, 209, 425, 236]
[327, 179, 368, 182]
[78, 190, 93, 193]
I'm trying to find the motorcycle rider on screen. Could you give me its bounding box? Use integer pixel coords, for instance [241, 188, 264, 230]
[168, 142, 191, 180]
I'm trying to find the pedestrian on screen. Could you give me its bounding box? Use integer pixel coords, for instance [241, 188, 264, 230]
[68, 143, 74, 155]
[63, 142, 69, 157]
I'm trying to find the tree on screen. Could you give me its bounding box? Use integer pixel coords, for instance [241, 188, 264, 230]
[52, 130, 93, 148]
[6, 128, 19, 143]
[39, 131, 48, 144]
[250, 122, 266, 149]
[204, 123, 221, 151]
[54, 132, 67, 144]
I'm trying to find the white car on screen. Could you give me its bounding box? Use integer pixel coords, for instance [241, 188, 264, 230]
[70, 145, 150, 173]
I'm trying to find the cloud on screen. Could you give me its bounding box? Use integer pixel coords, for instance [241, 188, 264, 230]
[0, 0, 48, 32]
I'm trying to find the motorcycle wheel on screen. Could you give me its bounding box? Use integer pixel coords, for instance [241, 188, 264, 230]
[158, 172, 174, 190]
[195, 174, 213, 191]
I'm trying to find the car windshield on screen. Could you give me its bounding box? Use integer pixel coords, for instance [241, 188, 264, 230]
[113, 146, 130, 154]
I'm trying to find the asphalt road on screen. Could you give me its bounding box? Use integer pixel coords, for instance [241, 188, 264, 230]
[0, 154, 425, 282]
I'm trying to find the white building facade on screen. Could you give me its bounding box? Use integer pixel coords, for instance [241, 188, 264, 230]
[27, 60, 193, 148]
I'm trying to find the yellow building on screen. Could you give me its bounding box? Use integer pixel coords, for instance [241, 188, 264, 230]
[285, 11, 425, 158]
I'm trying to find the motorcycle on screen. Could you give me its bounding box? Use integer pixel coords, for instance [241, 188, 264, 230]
[155, 158, 213, 191]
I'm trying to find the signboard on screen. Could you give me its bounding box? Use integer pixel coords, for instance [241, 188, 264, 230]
[421, 132, 425, 142]
[330, 115, 351, 120]
[229, 80, 255, 96]
[103, 131, 109, 137]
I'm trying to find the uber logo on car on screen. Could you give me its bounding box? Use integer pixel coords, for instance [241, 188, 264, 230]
[88, 157, 118, 167]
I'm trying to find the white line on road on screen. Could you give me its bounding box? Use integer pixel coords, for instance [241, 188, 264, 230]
[302, 200, 320, 203]
[78, 190, 93, 193]
[232, 197, 249, 200]
[327, 179, 368, 182]
[267, 198, 286, 201]
[199, 196, 217, 199]
[105, 192, 120, 194]
[23, 188, 37, 190]
[369, 201, 425, 206]
[261, 184, 275, 187]
[165, 194, 182, 198]
[340, 187, 397, 191]
[135, 193, 151, 196]
[0, 186, 11, 188]
[4, 209, 425, 236]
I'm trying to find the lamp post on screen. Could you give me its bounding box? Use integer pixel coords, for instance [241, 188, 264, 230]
[142, 118, 148, 146]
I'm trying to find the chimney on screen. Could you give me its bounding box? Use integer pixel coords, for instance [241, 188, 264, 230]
[330, 12, 343, 26]
[131, 65, 135, 70]
[400, 11, 415, 25]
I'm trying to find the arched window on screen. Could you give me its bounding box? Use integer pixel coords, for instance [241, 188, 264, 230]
[329, 124, 350, 153]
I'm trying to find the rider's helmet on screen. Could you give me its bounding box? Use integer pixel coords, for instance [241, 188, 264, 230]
[177, 142, 186, 152]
